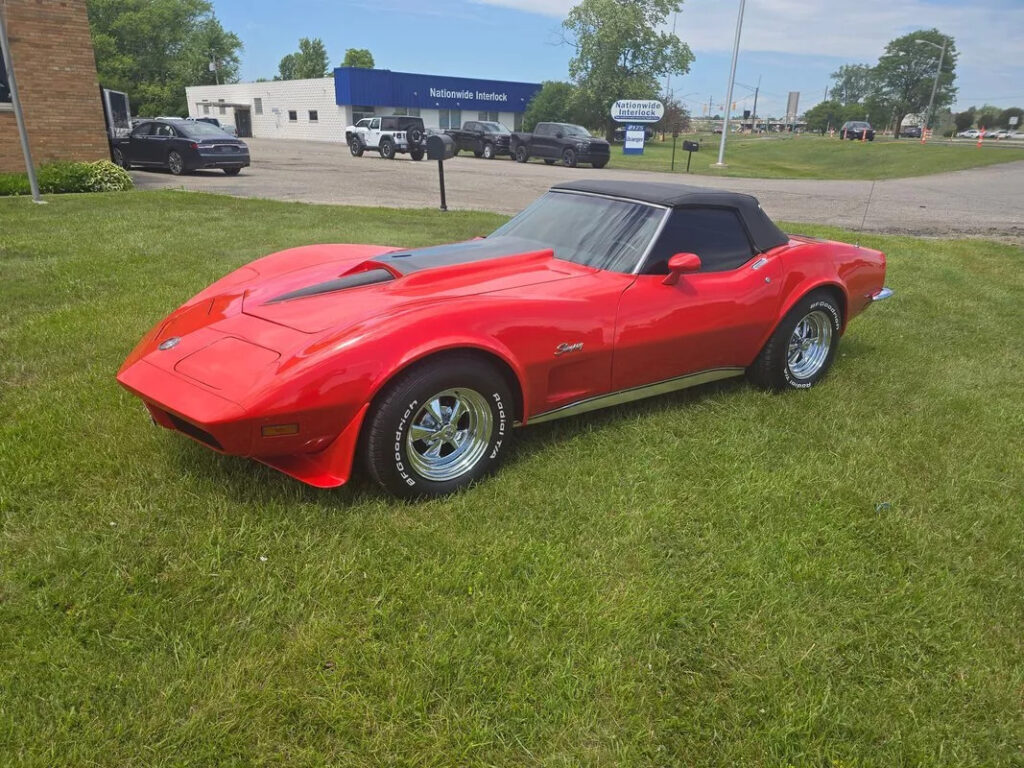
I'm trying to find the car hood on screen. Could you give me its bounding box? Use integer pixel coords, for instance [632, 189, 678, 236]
[236, 236, 591, 333]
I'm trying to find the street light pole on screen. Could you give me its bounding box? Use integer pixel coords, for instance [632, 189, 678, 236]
[714, 0, 747, 166]
[916, 38, 946, 131]
[0, 2, 44, 203]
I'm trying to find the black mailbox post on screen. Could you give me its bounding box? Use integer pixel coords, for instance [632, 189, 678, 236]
[426, 134, 455, 211]
[682, 140, 700, 173]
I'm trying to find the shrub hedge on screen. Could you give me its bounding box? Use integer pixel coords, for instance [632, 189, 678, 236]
[0, 160, 133, 196]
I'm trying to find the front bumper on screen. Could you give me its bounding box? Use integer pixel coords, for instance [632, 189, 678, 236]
[872, 287, 894, 301]
[193, 150, 250, 169]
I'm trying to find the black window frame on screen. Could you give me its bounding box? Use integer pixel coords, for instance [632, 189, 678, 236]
[0, 39, 10, 105]
[130, 121, 155, 138]
[639, 206, 758, 275]
[287, 110, 298, 122]
[308, 110, 318, 122]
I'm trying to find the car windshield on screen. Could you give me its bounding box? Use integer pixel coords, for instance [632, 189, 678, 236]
[481, 122, 511, 134]
[178, 121, 231, 138]
[489, 191, 665, 273]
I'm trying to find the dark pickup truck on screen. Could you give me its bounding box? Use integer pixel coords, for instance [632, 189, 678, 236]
[445, 120, 511, 159]
[509, 122, 610, 168]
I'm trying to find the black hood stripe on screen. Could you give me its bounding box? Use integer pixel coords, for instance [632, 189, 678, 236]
[265, 268, 395, 304]
[376, 236, 543, 275]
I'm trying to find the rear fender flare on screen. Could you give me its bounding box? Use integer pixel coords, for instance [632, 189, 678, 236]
[756, 279, 848, 353]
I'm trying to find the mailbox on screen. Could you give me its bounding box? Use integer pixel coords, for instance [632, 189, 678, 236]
[683, 140, 700, 152]
[426, 133, 455, 161]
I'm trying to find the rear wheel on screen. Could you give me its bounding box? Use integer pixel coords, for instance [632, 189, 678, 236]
[167, 151, 185, 175]
[747, 291, 842, 391]
[363, 356, 513, 498]
[380, 139, 395, 159]
[112, 147, 129, 169]
[515, 145, 529, 163]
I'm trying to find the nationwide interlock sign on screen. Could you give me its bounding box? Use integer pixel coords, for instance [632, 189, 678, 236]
[610, 100, 664, 124]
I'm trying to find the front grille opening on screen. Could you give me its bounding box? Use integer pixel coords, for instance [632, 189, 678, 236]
[166, 413, 223, 450]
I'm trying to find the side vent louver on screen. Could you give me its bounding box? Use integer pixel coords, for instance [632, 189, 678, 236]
[266, 268, 395, 304]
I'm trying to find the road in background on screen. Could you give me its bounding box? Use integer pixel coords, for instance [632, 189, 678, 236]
[131, 137, 1024, 243]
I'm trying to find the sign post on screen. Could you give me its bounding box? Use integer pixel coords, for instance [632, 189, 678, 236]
[0, 7, 44, 204]
[610, 99, 664, 156]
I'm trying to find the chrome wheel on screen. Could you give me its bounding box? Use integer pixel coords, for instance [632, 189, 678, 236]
[406, 388, 493, 482]
[787, 309, 833, 379]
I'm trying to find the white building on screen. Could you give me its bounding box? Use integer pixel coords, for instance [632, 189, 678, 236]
[184, 67, 542, 142]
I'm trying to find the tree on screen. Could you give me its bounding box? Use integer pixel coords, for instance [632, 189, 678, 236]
[975, 104, 1001, 131]
[803, 100, 844, 133]
[657, 95, 689, 136]
[998, 107, 1023, 129]
[277, 37, 329, 80]
[829, 64, 874, 105]
[953, 107, 976, 133]
[563, 0, 694, 139]
[87, 0, 243, 116]
[872, 29, 957, 137]
[522, 81, 581, 131]
[341, 48, 374, 68]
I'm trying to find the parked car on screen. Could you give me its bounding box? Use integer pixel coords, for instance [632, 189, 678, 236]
[958, 129, 981, 138]
[110, 118, 250, 175]
[900, 125, 922, 138]
[116, 179, 891, 498]
[510, 122, 610, 167]
[444, 121, 511, 159]
[840, 121, 875, 141]
[989, 129, 1010, 139]
[345, 115, 427, 160]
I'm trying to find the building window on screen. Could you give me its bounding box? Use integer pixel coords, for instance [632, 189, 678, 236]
[352, 105, 375, 122]
[308, 110, 318, 122]
[254, 98, 263, 115]
[288, 110, 297, 122]
[202, 103, 210, 115]
[438, 108, 462, 130]
[218, 98, 226, 115]
[514, 112, 523, 131]
[393, 107, 421, 117]
[0, 41, 10, 104]
[478, 110, 499, 122]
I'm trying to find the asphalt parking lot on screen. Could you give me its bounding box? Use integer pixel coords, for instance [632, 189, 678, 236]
[131, 137, 1024, 242]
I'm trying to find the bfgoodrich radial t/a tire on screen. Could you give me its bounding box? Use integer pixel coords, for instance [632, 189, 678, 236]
[747, 290, 842, 391]
[363, 356, 513, 498]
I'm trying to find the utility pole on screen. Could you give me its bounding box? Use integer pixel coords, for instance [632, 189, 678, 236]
[714, 0, 746, 166]
[917, 38, 947, 130]
[663, 10, 678, 98]
[0, 2, 43, 203]
[751, 75, 760, 132]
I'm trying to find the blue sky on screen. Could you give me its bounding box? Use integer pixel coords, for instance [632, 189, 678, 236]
[213, 0, 1024, 117]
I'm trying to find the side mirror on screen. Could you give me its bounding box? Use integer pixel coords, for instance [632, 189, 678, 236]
[662, 252, 701, 285]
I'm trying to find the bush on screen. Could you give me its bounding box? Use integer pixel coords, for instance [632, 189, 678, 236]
[0, 160, 133, 197]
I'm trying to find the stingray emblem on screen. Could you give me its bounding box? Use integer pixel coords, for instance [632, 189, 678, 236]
[158, 337, 181, 351]
[554, 342, 584, 356]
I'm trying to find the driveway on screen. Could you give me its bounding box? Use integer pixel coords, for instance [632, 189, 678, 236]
[131, 137, 1024, 242]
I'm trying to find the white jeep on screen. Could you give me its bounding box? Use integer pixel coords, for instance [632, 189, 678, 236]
[345, 115, 427, 160]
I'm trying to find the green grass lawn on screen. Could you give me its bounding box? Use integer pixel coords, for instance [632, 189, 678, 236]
[604, 132, 1024, 179]
[2, 191, 1022, 767]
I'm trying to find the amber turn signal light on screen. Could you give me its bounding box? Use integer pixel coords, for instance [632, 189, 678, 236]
[261, 423, 299, 437]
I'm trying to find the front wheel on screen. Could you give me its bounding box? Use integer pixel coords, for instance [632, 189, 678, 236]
[349, 138, 365, 157]
[167, 151, 185, 175]
[747, 291, 842, 391]
[514, 145, 529, 163]
[482, 142, 495, 159]
[362, 356, 513, 498]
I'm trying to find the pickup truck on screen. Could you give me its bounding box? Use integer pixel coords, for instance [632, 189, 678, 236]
[444, 120, 511, 159]
[509, 122, 610, 168]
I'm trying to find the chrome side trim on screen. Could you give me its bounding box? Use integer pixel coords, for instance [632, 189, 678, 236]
[872, 287, 894, 301]
[751, 257, 769, 270]
[527, 367, 745, 426]
[632, 207, 672, 275]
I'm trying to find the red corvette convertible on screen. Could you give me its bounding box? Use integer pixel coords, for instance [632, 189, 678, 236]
[118, 181, 892, 497]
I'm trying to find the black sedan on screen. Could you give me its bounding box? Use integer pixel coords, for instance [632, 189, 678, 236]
[111, 119, 250, 175]
[840, 121, 875, 141]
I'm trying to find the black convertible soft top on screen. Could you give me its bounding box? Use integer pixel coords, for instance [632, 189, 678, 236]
[551, 180, 789, 253]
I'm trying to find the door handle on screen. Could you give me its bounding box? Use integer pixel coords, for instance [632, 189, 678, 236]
[751, 257, 769, 270]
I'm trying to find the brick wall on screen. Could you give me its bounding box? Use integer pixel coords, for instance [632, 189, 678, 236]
[0, 0, 109, 173]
